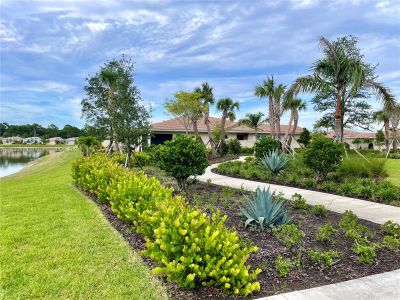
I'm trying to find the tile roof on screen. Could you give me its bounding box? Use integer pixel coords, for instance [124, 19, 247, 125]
[326, 130, 376, 139]
[151, 117, 303, 134]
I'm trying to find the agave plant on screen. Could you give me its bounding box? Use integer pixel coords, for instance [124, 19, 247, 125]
[260, 149, 288, 175]
[240, 187, 291, 230]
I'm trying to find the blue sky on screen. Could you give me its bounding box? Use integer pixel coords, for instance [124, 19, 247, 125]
[1, 0, 399, 130]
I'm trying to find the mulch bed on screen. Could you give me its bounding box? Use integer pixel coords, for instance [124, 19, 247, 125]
[77, 180, 400, 299]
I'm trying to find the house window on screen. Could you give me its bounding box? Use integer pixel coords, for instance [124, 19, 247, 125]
[237, 133, 248, 140]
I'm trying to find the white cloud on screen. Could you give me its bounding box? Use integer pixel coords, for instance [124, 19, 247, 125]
[0, 81, 73, 93]
[84, 22, 110, 32]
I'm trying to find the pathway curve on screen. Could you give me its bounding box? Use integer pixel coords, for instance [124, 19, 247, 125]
[198, 157, 400, 300]
[198, 157, 400, 224]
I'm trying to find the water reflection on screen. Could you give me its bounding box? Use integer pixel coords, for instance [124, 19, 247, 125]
[0, 148, 60, 177]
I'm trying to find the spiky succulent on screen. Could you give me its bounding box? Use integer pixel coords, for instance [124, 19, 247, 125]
[240, 187, 291, 230]
[260, 149, 288, 175]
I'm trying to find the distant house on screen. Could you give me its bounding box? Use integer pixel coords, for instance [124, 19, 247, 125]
[150, 117, 303, 148]
[65, 137, 78, 145]
[23, 137, 42, 144]
[326, 130, 376, 149]
[1, 136, 23, 144]
[48, 137, 64, 145]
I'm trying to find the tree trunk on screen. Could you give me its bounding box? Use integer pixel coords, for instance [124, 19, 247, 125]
[288, 111, 299, 147]
[284, 111, 294, 145]
[268, 96, 275, 139]
[107, 87, 120, 152]
[220, 114, 226, 154]
[193, 119, 199, 136]
[204, 108, 217, 155]
[334, 88, 343, 142]
[384, 119, 390, 150]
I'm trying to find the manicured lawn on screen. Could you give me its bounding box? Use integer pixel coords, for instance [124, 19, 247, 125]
[386, 159, 400, 186]
[0, 151, 167, 299]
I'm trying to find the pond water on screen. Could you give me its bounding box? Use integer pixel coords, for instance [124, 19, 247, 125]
[0, 148, 60, 178]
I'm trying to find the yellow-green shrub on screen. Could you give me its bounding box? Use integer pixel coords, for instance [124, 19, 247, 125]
[72, 154, 261, 295]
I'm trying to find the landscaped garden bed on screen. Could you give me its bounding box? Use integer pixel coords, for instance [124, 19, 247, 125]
[73, 153, 400, 299]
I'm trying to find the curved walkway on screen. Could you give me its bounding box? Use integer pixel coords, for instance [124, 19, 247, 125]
[199, 157, 400, 225]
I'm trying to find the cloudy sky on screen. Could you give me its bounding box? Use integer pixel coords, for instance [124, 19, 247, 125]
[1, 0, 399, 130]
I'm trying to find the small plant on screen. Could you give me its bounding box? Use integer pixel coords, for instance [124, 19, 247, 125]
[380, 221, 400, 237]
[272, 224, 305, 250]
[353, 243, 377, 264]
[316, 223, 337, 243]
[381, 235, 399, 251]
[308, 249, 339, 269]
[274, 255, 292, 277]
[240, 187, 291, 230]
[339, 210, 359, 231]
[311, 204, 327, 217]
[291, 193, 307, 210]
[366, 158, 388, 181]
[260, 149, 288, 176]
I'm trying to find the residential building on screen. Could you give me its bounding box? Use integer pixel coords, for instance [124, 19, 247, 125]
[48, 137, 64, 145]
[326, 130, 376, 149]
[22, 137, 42, 144]
[1, 136, 23, 144]
[65, 137, 78, 145]
[150, 117, 303, 148]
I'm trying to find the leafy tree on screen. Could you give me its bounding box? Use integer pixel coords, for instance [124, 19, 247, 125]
[303, 134, 344, 180]
[46, 124, 60, 138]
[60, 124, 82, 138]
[82, 124, 108, 141]
[165, 91, 203, 135]
[77, 136, 100, 156]
[288, 36, 395, 142]
[283, 98, 306, 147]
[216, 98, 239, 153]
[157, 135, 208, 190]
[194, 82, 216, 153]
[297, 128, 311, 147]
[254, 136, 280, 158]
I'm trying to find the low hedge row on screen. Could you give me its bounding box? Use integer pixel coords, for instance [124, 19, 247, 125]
[72, 154, 261, 295]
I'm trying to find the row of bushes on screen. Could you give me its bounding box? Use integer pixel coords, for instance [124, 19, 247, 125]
[72, 154, 261, 295]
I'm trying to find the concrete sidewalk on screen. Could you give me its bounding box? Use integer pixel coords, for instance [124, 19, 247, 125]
[198, 158, 400, 224]
[259, 269, 400, 300]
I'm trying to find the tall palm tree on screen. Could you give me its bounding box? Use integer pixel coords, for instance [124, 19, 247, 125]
[273, 83, 286, 140]
[100, 68, 120, 152]
[216, 98, 239, 152]
[239, 112, 266, 135]
[373, 110, 390, 149]
[194, 82, 216, 153]
[255, 77, 276, 139]
[287, 37, 395, 142]
[283, 98, 307, 147]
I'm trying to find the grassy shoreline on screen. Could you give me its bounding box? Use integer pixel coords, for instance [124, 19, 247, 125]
[0, 151, 166, 299]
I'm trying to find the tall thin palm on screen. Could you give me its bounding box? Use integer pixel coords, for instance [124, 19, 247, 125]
[255, 77, 276, 139]
[195, 82, 215, 152]
[239, 112, 266, 134]
[216, 98, 239, 152]
[283, 98, 307, 147]
[288, 37, 395, 142]
[273, 83, 286, 140]
[373, 110, 390, 149]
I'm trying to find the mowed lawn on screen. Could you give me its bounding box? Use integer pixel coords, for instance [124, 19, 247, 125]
[386, 158, 400, 186]
[0, 151, 167, 300]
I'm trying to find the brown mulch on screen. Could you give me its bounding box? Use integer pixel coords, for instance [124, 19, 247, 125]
[78, 180, 400, 299]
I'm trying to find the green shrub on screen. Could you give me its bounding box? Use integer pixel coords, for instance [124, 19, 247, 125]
[157, 135, 208, 190]
[308, 249, 339, 269]
[338, 157, 369, 178]
[240, 187, 291, 230]
[72, 154, 261, 295]
[366, 158, 388, 181]
[274, 255, 292, 277]
[241, 147, 254, 155]
[260, 149, 288, 176]
[303, 135, 344, 179]
[77, 136, 100, 156]
[131, 152, 152, 166]
[339, 210, 359, 231]
[380, 221, 400, 237]
[353, 244, 377, 264]
[217, 161, 242, 176]
[381, 235, 399, 251]
[226, 139, 242, 155]
[272, 224, 305, 250]
[316, 223, 337, 243]
[291, 193, 307, 210]
[320, 181, 337, 193]
[254, 137, 280, 159]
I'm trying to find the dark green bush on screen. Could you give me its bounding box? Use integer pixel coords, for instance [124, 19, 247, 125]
[254, 137, 280, 158]
[157, 135, 208, 190]
[226, 139, 242, 155]
[303, 135, 344, 179]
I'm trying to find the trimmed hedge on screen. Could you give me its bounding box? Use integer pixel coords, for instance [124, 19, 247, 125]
[72, 154, 261, 295]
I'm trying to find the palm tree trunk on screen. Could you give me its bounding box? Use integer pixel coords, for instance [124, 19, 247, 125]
[334, 88, 343, 142]
[284, 111, 294, 144]
[288, 111, 299, 147]
[205, 109, 216, 155]
[384, 119, 390, 149]
[193, 119, 199, 136]
[268, 96, 275, 139]
[220, 114, 226, 153]
[275, 105, 281, 142]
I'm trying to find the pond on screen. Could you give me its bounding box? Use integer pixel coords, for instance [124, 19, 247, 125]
[0, 148, 61, 178]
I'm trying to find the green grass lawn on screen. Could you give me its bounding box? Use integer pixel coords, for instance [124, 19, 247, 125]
[0, 151, 167, 299]
[386, 158, 400, 186]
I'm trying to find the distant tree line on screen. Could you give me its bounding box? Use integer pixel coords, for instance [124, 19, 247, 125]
[0, 122, 89, 139]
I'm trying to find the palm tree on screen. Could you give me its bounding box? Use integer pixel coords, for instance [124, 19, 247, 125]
[287, 37, 395, 142]
[373, 110, 390, 149]
[194, 82, 216, 153]
[273, 83, 286, 140]
[283, 98, 307, 147]
[100, 68, 120, 152]
[239, 112, 266, 135]
[216, 98, 239, 153]
[255, 77, 276, 139]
